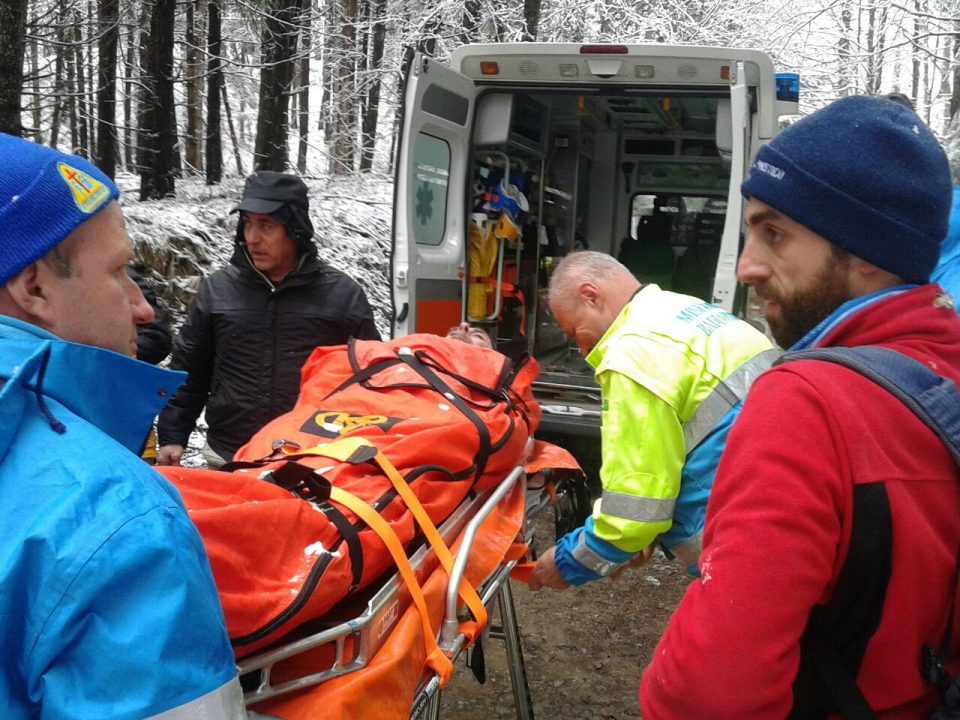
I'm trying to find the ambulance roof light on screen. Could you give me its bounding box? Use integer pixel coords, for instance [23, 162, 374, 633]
[579, 44, 628, 54]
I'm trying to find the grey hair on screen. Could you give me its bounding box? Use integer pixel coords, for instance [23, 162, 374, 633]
[547, 251, 632, 306]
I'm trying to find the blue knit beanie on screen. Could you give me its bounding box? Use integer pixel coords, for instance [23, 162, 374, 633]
[0, 133, 119, 283]
[741, 95, 951, 284]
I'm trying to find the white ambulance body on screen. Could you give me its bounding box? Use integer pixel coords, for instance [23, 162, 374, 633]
[390, 43, 797, 457]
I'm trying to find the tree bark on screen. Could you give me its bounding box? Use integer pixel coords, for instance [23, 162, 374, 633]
[72, 12, 90, 156]
[359, 0, 384, 171]
[837, 2, 853, 97]
[222, 81, 243, 175]
[139, 0, 178, 199]
[28, 16, 42, 141]
[205, 0, 223, 183]
[96, 0, 119, 177]
[522, 0, 542, 41]
[253, 0, 300, 170]
[49, 3, 69, 149]
[0, 0, 27, 135]
[184, 0, 205, 173]
[296, 0, 311, 173]
[950, 19, 960, 122]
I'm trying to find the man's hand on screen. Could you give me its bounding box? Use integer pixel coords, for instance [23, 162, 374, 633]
[156, 444, 185, 466]
[611, 543, 656, 580]
[528, 546, 571, 591]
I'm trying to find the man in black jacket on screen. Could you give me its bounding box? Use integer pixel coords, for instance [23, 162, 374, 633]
[157, 172, 380, 466]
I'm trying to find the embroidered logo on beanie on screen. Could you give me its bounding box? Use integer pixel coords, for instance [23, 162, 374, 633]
[754, 160, 785, 180]
[0, 133, 119, 284]
[57, 162, 111, 214]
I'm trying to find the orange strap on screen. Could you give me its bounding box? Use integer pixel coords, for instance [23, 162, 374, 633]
[329, 485, 454, 684]
[367, 446, 488, 642]
[280, 437, 489, 646]
[510, 562, 535, 584]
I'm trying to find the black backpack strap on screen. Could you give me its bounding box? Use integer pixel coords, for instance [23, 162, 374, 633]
[778, 346, 960, 719]
[789, 482, 891, 720]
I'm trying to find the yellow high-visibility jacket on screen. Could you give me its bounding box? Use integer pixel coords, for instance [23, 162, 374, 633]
[555, 285, 775, 583]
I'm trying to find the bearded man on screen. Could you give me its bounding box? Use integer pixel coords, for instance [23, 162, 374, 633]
[641, 95, 960, 718]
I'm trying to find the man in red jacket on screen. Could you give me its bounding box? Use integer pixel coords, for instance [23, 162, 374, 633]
[640, 95, 960, 718]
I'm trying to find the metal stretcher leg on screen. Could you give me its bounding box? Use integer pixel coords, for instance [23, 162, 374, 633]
[495, 579, 534, 720]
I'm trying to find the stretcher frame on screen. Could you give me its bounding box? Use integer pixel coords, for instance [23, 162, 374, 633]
[237, 459, 539, 719]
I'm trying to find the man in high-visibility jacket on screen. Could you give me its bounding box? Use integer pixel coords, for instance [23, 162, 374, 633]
[528, 251, 775, 588]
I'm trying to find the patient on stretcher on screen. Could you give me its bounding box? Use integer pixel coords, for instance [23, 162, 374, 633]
[445, 322, 493, 349]
[156, 330, 540, 658]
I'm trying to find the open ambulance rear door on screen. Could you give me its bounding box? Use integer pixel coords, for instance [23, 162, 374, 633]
[391, 52, 476, 339]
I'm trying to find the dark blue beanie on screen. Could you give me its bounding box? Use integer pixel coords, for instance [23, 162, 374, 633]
[741, 95, 951, 284]
[0, 133, 119, 284]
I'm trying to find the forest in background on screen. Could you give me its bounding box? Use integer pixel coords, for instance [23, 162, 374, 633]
[3, 0, 960, 196]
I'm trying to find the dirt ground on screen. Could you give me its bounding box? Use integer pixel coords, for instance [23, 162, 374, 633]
[439, 514, 692, 720]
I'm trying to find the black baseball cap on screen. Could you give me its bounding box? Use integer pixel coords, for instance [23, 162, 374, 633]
[231, 171, 309, 215]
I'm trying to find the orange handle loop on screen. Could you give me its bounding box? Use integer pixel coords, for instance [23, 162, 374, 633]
[329, 486, 453, 684]
[282, 438, 489, 666]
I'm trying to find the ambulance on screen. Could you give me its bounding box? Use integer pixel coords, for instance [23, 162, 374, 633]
[390, 43, 799, 471]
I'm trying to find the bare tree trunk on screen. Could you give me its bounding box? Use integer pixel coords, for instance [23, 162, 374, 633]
[123, 3, 146, 169]
[72, 12, 90, 156]
[912, 1, 921, 106]
[0, 0, 27, 135]
[296, 0, 311, 173]
[28, 17, 43, 141]
[320, 0, 333, 142]
[950, 19, 960, 123]
[328, 0, 357, 174]
[50, 4, 69, 149]
[205, 0, 223, 183]
[864, 4, 877, 95]
[359, 0, 384, 171]
[253, 0, 300, 170]
[837, 1, 853, 97]
[96, 0, 119, 177]
[139, 0, 178, 199]
[65, 11, 79, 151]
[184, 0, 205, 173]
[522, 0, 542, 41]
[222, 82, 243, 175]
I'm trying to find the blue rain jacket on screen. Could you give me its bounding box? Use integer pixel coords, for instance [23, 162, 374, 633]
[0, 316, 243, 719]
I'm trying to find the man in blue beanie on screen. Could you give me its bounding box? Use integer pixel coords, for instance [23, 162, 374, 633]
[0, 133, 245, 718]
[642, 96, 960, 718]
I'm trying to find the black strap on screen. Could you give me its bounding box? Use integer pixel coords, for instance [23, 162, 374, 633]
[267, 461, 365, 593]
[396, 349, 493, 482]
[789, 483, 891, 720]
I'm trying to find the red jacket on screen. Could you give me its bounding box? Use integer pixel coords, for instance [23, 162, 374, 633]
[640, 285, 960, 719]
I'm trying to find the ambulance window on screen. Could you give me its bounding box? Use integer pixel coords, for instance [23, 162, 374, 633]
[422, 85, 469, 126]
[410, 133, 450, 246]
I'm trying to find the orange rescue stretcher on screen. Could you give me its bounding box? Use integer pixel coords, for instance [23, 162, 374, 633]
[234, 438, 581, 720]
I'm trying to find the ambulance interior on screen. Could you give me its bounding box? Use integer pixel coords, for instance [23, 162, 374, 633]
[467, 90, 733, 425]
